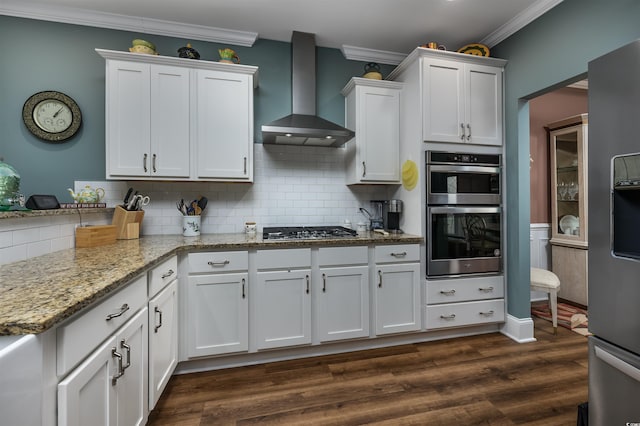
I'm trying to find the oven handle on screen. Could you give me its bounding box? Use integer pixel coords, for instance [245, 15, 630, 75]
[427, 164, 501, 174]
[428, 206, 501, 215]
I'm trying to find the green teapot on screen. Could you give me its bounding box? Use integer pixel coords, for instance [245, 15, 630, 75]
[219, 48, 240, 64]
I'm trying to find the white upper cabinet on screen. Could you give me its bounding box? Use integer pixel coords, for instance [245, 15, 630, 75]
[97, 49, 258, 182]
[342, 77, 403, 184]
[422, 57, 503, 146]
[195, 70, 253, 180]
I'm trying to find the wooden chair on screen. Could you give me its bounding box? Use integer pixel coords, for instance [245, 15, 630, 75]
[531, 267, 561, 334]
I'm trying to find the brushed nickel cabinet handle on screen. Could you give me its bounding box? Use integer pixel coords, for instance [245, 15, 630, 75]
[242, 278, 246, 299]
[306, 275, 310, 294]
[111, 348, 124, 385]
[143, 153, 148, 173]
[440, 314, 456, 320]
[478, 286, 494, 292]
[152, 153, 157, 173]
[362, 161, 366, 177]
[460, 123, 465, 140]
[322, 273, 326, 293]
[106, 303, 129, 321]
[440, 289, 456, 296]
[244, 157, 247, 174]
[479, 310, 495, 317]
[121, 339, 131, 370]
[161, 269, 175, 279]
[208, 260, 230, 267]
[378, 270, 383, 288]
[390, 252, 407, 258]
[466, 124, 472, 141]
[154, 306, 163, 333]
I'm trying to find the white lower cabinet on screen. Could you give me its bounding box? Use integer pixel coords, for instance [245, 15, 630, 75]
[374, 245, 421, 336]
[148, 256, 178, 409]
[254, 249, 311, 350]
[425, 275, 505, 330]
[316, 246, 370, 342]
[148, 279, 178, 409]
[186, 251, 249, 358]
[58, 307, 148, 426]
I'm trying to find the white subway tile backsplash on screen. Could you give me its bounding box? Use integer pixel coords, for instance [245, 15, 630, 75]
[2, 145, 392, 264]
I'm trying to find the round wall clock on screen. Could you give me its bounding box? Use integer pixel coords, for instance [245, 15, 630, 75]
[22, 91, 82, 142]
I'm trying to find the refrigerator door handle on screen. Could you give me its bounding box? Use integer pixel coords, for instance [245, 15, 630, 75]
[595, 346, 640, 383]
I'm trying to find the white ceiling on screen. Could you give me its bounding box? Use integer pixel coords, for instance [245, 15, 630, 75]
[1, 0, 563, 60]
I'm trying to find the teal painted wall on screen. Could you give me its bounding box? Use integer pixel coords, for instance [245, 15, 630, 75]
[493, 0, 640, 318]
[0, 15, 393, 202]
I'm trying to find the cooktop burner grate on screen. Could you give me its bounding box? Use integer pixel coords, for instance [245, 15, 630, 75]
[263, 226, 357, 240]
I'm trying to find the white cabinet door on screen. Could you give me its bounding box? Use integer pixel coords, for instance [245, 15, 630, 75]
[195, 69, 253, 180]
[255, 270, 311, 350]
[317, 266, 370, 342]
[422, 58, 502, 146]
[115, 308, 148, 426]
[106, 60, 150, 177]
[58, 335, 116, 426]
[186, 273, 249, 357]
[148, 280, 178, 409]
[343, 78, 401, 184]
[58, 308, 148, 426]
[149, 65, 190, 177]
[465, 63, 502, 146]
[374, 263, 421, 335]
[422, 58, 465, 144]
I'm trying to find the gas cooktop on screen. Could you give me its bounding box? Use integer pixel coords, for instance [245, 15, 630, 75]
[263, 226, 357, 240]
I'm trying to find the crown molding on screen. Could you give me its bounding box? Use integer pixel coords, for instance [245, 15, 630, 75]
[340, 45, 407, 65]
[481, 0, 564, 47]
[0, 0, 258, 47]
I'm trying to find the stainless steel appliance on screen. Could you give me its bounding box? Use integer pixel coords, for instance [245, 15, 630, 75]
[261, 32, 355, 147]
[426, 151, 501, 205]
[588, 40, 640, 424]
[426, 151, 502, 277]
[263, 226, 357, 240]
[387, 199, 403, 234]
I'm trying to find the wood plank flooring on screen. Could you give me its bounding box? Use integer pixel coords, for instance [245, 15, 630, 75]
[148, 317, 588, 425]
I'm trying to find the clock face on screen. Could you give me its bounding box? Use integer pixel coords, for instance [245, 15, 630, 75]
[23, 91, 82, 142]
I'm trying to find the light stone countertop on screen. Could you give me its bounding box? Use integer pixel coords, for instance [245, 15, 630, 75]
[0, 232, 422, 336]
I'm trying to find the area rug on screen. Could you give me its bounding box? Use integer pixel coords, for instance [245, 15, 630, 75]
[531, 300, 591, 336]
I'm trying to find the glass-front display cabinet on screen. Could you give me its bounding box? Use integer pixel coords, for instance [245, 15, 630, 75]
[547, 113, 588, 306]
[548, 114, 588, 247]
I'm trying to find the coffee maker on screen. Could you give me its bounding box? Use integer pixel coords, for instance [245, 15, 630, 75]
[387, 199, 403, 233]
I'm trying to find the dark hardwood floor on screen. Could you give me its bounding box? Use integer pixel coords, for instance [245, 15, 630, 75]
[148, 317, 588, 425]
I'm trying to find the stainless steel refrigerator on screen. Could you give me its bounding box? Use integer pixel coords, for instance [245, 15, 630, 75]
[588, 39, 640, 425]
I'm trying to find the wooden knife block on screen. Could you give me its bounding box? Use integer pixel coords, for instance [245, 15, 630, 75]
[112, 205, 144, 239]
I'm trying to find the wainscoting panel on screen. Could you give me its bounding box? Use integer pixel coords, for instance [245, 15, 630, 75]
[530, 223, 551, 300]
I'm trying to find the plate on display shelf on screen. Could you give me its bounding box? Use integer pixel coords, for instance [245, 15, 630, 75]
[559, 214, 579, 235]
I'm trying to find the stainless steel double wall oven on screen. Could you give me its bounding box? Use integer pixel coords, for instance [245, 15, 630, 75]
[426, 151, 502, 277]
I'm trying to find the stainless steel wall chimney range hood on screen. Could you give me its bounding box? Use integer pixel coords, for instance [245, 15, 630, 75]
[261, 31, 355, 147]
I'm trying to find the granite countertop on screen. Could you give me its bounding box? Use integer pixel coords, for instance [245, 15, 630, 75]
[0, 232, 422, 336]
[0, 207, 114, 219]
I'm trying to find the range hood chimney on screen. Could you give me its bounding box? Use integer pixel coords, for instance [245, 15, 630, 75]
[261, 31, 355, 147]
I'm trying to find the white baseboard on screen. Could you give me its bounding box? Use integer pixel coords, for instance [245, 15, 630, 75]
[500, 314, 536, 343]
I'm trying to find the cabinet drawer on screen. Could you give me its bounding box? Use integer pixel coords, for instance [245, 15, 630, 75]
[425, 299, 505, 330]
[374, 244, 420, 263]
[149, 255, 178, 297]
[57, 274, 147, 377]
[188, 251, 248, 273]
[256, 248, 311, 270]
[426, 275, 504, 304]
[319, 246, 368, 266]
